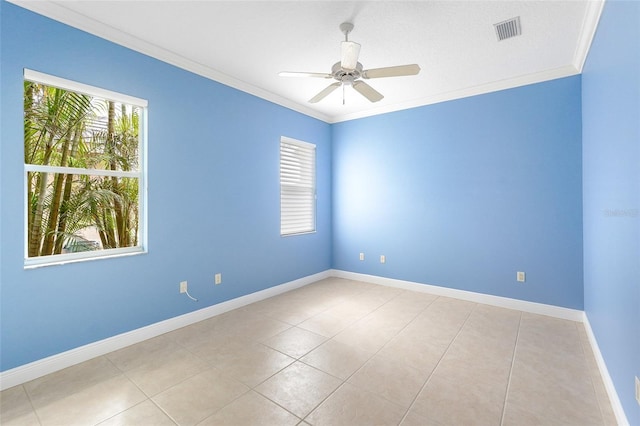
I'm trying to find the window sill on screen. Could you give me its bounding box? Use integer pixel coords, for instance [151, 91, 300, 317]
[24, 248, 147, 269]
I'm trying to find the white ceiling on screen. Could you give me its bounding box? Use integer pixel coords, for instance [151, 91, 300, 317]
[11, 1, 603, 123]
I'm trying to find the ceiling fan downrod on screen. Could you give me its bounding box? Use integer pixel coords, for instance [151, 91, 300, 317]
[278, 21, 420, 104]
[340, 22, 354, 42]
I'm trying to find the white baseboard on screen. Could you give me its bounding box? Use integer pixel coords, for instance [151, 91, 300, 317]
[332, 269, 628, 424]
[0, 270, 331, 391]
[583, 314, 629, 426]
[330, 270, 584, 321]
[1, 266, 625, 426]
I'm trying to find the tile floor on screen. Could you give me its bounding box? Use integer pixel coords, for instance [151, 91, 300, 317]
[1, 278, 617, 425]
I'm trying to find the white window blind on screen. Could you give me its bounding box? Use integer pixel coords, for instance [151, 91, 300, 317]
[280, 137, 316, 236]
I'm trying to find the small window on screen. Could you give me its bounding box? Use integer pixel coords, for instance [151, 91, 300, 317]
[23, 69, 147, 267]
[280, 137, 316, 236]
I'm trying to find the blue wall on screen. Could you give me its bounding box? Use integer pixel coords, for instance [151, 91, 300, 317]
[332, 77, 584, 309]
[0, 3, 332, 371]
[582, 1, 640, 424]
[1, 5, 637, 422]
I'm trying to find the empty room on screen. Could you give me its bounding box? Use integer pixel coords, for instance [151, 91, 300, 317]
[0, 1, 638, 425]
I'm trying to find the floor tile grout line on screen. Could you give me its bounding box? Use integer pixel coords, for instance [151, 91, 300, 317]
[238, 387, 305, 424]
[499, 310, 523, 426]
[99, 354, 183, 426]
[249, 282, 399, 425]
[575, 321, 610, 426]
[260, 323, 329, 347]
[264, 338, 327, 364]
[21, 384, 44, 426]
[25, 355, 133, 426]
[6, 279, 613, 425]
[316, 293, 473, 418]
[92, 399, 178, 426]
[145, 398, 180, 426]
[329, 292, 441, 386]
[218, 305, 355, 426]
[102, 354, 172, 408]
[259, 281, 379, 327]
[277, 284, 436, 389]
[181, 384, 255, 426]
[293, 293, 441, 423]
[398, 300, 478, 425]
[136, 330, 289, 425]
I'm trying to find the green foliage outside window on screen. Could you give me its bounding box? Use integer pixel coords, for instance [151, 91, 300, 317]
[24, 79, 142, 260]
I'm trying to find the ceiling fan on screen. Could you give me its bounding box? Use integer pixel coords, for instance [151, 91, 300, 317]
[279, 22, 421, 104]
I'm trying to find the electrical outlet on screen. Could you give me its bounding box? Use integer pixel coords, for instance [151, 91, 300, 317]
[380, 255, 386, 264]
[215, 273, 222, 285]
[179, 281, 188, 293]
[635, 376, 640, 405]
[517, 271, 525, 282]
[359, 253, 364, 261]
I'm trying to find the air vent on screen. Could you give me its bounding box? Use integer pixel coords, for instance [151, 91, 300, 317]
[494, 16, 522, 41]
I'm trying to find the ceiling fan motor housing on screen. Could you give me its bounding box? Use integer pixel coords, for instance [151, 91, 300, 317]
[332, 61, 362, 84]
[279, 21, 420, 103]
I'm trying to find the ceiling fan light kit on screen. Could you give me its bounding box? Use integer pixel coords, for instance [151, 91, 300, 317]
[279, 22, 421, 104]
[341, 41, 361, 71]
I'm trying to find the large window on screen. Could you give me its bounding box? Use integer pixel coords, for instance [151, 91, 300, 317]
[24, 70, 147, 267]
[280, 137, 316, 236]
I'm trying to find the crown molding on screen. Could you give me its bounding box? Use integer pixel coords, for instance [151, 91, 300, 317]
[573, 0, 606, 72]
[330, 65, 580, 123]
[8, 0, 601, 124]
[7, 0, 332, 123]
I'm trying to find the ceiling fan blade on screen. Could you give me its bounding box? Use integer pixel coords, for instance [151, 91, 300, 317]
[309, 82, 341, 103]
[352, 81, 384, 102]
[279, 71, 333, 78]
[362, 64, 421, 79]
[341, 41, 361, 71]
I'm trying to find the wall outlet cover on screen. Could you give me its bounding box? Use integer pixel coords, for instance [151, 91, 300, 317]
[635, 376, 640, 405]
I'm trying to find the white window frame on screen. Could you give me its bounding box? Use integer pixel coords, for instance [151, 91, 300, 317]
[280, 136, 316, 236]
[23, 69, 148, 268]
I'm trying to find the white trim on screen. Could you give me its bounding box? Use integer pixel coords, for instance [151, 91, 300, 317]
[23, 69, 148, 268]
[24, 164, 139, 178]
[281, 136, 315, 150]
[573, 0, 606, 73]
[332, 270, 628, 422]
[24, 247, 146, 270]
[12, 2, 329, 123]
[24, 68, 147, 107]
[583, 314, 630, 426]
[331, 65, 580, 123]
[2, 264, 624, 426]
[280, 137, 316, 236]
[11, 2, 591, 124]
[0, 270, 331, 390]
[330, 269, 584, 321]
